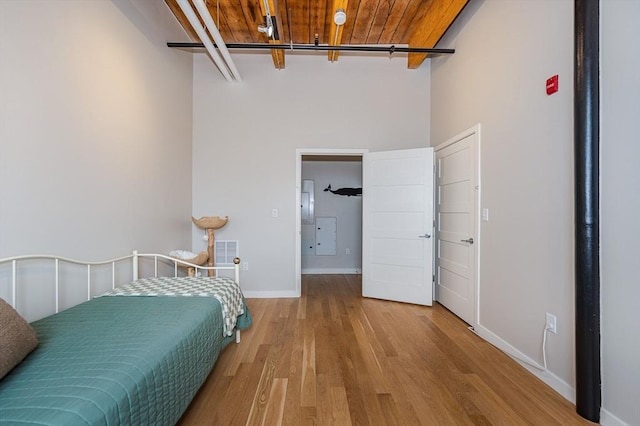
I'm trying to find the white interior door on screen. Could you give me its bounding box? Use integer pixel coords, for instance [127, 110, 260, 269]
[435, 130, 478, 325]
[362, 148, 434, 306]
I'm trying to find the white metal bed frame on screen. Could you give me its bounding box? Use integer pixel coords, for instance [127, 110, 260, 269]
[1, 251, 242, 341]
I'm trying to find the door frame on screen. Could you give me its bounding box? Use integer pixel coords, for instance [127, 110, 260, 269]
[434, 124, 481, 327]
[295, 148, 369, 296]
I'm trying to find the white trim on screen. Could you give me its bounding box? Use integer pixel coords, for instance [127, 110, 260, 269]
[242, 290, 299, 298]
[600, 408, 630, 426]
[295, 148, 369, 298]
[192, 0, 241, 82]
[434, 124, 480, 152]
[176, 0, 234, 82]
[302, 268, 361, 275]
[437, 125, 579, 406]
[473, 323, 576, 403]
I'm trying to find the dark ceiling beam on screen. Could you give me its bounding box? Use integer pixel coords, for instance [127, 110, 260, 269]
[167, 42, 454, 55]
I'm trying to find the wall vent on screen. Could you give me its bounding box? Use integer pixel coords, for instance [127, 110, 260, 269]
[214, 240, 239, 265]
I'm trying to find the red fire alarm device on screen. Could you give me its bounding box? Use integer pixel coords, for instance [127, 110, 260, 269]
[546, 75, 559, 95]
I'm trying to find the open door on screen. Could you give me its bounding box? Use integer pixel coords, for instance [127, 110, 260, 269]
[362, 148, 434, 306]
[435, 129, 478, 325]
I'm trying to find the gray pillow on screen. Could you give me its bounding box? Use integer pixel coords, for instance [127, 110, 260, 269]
[0, 298, 38, 379]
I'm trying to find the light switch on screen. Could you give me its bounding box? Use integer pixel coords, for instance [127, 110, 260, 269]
[482, 208, 489, 222]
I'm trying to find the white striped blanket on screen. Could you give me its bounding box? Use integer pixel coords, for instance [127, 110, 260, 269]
[98, 276, 244, 337]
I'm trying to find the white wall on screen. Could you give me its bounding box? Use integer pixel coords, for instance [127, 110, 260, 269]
[431, 1, 640, 424]
[0, 0, 193, 261]
[600, 1, 640, 425]
[431, 0, 576, 399]
[301, 160, 362, 273]
[192, 53, 429, 296]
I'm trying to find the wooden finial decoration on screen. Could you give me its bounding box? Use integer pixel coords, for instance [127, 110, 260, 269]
[192, 216, 229, 277]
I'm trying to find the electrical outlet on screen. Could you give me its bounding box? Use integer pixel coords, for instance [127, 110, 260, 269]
[546, 313, 557, 334]
[345, 248, 351, 255]
[242, 262, 249, 271]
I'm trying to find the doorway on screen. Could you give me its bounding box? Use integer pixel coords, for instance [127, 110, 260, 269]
[295, 149, 369, 296]
[295, 147, 435, 307]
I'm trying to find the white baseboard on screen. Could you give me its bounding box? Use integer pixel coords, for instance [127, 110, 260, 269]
[301, 268, 361, 274]
[242, 290, 299, 298]
[600, 408, 630, 426]
[473, 323, 576, 403]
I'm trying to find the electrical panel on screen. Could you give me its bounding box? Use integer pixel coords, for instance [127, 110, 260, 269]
[315, 217, 337, 256]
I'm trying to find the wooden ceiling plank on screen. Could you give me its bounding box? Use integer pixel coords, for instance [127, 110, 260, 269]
[377, 0, 410, 44]
[392, 0, 423, 43]
[327, 0, 349, 61]
[323, 0, 335, 45]
[400, 0, 434, 41]
[407, 0, 467, 68]
[350, 0, 379, 44]
[290, 0, 311, 44]
[165, 0, 462, 71]
[367, 0, 392, 44]
[214, 5, 235, 41]
[221, 0, 256, 43]
[239, 0, 263, 43]
[340, 0, 358, 44]
[310, 0, 328, 45]
[277, 0, 292, 44]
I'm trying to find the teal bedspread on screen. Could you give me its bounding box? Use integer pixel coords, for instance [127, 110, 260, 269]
[0, 296, 252, 425]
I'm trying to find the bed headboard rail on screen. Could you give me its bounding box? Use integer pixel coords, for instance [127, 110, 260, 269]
[1, 251, 240, 318]
[133, 252, 241, 284]
[1, 253, 134, 311]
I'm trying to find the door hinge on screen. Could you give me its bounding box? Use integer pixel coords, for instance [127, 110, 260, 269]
[432, 274, 435, 283]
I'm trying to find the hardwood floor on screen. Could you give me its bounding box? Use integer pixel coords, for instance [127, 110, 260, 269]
[179, 274, 594, 425]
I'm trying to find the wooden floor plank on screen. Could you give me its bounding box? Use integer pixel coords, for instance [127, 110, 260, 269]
[179, 275, 594, 426]
[300, 316, 317, 408]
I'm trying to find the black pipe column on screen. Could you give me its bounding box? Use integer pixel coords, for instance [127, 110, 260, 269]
[574, 0, 600, 422]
